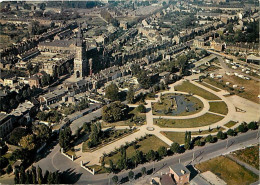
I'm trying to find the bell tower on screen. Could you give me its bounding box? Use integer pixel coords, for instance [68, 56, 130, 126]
[74, 25, 87, 79]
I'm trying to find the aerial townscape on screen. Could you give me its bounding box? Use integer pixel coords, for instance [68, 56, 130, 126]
[0, 0, 259, 184]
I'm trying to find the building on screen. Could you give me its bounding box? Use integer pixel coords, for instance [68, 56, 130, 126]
[39, 89, 68, 106]
[247, 54, 260, 65]
[193, 36, 205, 48]
[29, 75, 40, 88]
[169, 164, 190, 185]
[0, 113, 13, 138]
[210, 40, 226, 52]
[10, 101, 36, 124]
[119, 21, 128, 30]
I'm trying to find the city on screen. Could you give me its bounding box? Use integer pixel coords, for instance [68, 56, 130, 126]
[0, 0, 259, 184]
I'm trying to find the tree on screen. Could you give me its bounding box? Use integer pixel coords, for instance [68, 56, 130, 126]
[33, 124, 52, 143]
[109, 159, 114, 172]
[217, 131, 226, 140]
[47, 172, 53, 184]
[6, 164, 12, 174]
[102, 101, 129, 123]
[9, 127, 27, 145]
[25, 170, 31, 184]
[158, 146, 167, 158]
[195, 139, 202, 146]
[146, 150, 156, 161]
[112, 175, 119, 184]
[141, 167, 146, 176]
[43, 170, 49, 184]
[105, 83, 119, 101]
[37, 166, 43, 184]
[184, 131, 191, 150]
[170, 142, 181, 154]
[14, 169, 20, 184]
[0, 157, 8, 168]
[227, 129, 235, 136]
[136, 104, 146, 113]
[19, 166, 26, 184]
[128, 170, 134, 181]
[59, 127, 72, 150]
[20, 134, 36, 150]
[137, 71, 152, 89]
[126, 85, 135, 103]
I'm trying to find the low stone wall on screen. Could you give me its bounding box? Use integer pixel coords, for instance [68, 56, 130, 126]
[60, 148, 74, 161]
[80, 161, 95, 175]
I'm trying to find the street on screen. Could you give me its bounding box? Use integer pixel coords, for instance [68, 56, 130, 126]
[32, 129, 259, 184]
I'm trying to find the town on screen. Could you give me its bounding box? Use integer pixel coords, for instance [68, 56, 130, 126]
[0, 0, 259, 184]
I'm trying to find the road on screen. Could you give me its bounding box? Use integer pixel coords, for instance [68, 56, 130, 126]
[33, 129, 259, 185]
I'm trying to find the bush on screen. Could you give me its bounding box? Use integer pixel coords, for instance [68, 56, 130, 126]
[248, 122, 258, 130]
[136, 104, 146, 113]
[217, 131, 226, 140]
[226, 129, 236, 136]
[205, 135, 214, 143]
[238, 123, 248, 133]
[6, 164, 12, 174]
[0, 157, 8, 168]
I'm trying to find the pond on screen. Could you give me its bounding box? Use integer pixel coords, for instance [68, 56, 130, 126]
[154, 94, 197, 116]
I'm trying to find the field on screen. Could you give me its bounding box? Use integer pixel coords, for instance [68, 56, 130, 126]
[232, 145, 259, 170]
[161, 132, 185, 144]
[104, 135, 168, 164]
[204, 76, 260, 103]
[209, 101, 228, 115]
[196, 156, 258, 185]
[88, 165, 107, 174]
[154, 113, 224, 128]
[174, 81, 221, 100]
[224, 121, 237, 128]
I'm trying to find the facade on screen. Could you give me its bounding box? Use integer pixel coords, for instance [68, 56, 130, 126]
[193, 36, 205, 48]
[169, 164, 190, 185]
[0, 113, 13, 138]
[74, 28, 88, 79]
[29, 75, 40, 88]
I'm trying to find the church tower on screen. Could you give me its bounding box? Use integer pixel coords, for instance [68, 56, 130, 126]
[74, 26, 87, 79]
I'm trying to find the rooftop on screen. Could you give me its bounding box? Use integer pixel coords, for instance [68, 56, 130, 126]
[169, 163, 190, 177]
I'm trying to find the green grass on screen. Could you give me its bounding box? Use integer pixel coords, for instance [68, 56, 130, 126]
[197, 81, 221, 92]
[224, 121, 237, 128]
[88, 165, 107, 174]
[161, 132, 185, 144]
[175, 81, 221, 100]
[191, 127, 225, 135]
[154, 113, 224, 128]
[209, 101, 228, 115]
[196, 156, 258, 185]
[104, 135, 168, 164]
[232, 145, 259, 170]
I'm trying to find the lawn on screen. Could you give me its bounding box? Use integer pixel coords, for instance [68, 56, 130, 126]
[174, 81, 221, 100]
[104, 135, 168, 164]
[154, 113, 224, 128]
[209, 101, 228, 115]
[232, 145, 259, 170]
[161, 132, 185, 144]
[195, 156, 258, 185]
[197, 81, 221, 92]
[224, 121, 237, 128]
[152, 94, 204, 116]
[88, 165, 107, 174]
[191, 127, 224, 135]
